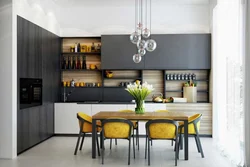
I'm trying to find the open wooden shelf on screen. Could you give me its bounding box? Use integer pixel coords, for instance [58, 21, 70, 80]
[104, 77, 142, 80]
[165, 90, 209, 93]
[166, 79, 209, 82]
[62, 52, 101, 55]
[61, 69, 101, 71]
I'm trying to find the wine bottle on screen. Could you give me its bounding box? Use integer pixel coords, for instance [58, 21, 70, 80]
[63, 56, 67, 69]
[72, 57, 76, 69]
[68, 56, 72, 69]
[83, 56, 86, 69]
[77, 43, 81, 52]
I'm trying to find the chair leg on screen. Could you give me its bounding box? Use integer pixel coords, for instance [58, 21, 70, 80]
[74, 131, 82, 155]
[115, 139, 117, 145]
[102, 135, 104, 164]
[196, 134, 204, 158]
[180, 134, 183, 150]
[96, 133, 100, 156]
[148, 138, 151, 166]
[145, 135, 148, 159]
[151, 140, 153, 146]
[128, 137, 131, 165]
[171, 140, 173, 146]
[175, 136, 179, 166]
[137, 127, 139, 150]
[79, 133, 85, 150]
[110, 139, 112, 150]
[194, 135, 201, 153]
[133, 133, 135, 159]
[100, 131, 103, 149]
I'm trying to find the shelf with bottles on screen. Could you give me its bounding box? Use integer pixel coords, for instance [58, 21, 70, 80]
[165, 70, 209, 81]
[62, 52, 101, 55]
[62, 37, 101, 55]
[61, 54, 101, 71]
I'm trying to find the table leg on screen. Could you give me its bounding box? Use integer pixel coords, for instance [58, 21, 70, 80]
[92, 119, 96, 159]
[184, 120, 189, 160]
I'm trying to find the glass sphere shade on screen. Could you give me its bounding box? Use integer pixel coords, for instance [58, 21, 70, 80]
[130, 32, 141, 44]
[142, 28, 150, 38]
[137, 40, 146, 49]
[138, 49, 146, 56]
[146, 39, 157, 52]
[133, 54, 142, 63]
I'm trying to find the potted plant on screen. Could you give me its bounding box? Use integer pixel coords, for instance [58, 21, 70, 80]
[125, 81, 154, 114]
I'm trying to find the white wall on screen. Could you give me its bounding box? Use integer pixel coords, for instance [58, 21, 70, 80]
[0, 0, 61, 159]
[0, 0, 17, 159]
[244, 1, 250, 166]
[59, 2, 210, 36]
[14, 0, 60, 35]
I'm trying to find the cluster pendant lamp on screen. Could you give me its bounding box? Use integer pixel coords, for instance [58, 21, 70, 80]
[130, 0, 157, 63]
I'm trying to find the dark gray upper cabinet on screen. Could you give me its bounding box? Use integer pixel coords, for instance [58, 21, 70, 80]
[101, 35, 145, 69]
[144, 34, 211, 69]
[17, 16, 42, 78]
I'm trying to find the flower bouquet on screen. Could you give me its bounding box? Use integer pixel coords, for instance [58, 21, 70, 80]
[125, 81, 154, 114]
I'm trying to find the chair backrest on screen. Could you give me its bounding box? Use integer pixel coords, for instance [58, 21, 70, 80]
[188, 114, 202, 134]
[102, 118, 133, 139]
[146, 119, 178, 139]
[155, 110, 169, 112]
[77, 112, 93, 133]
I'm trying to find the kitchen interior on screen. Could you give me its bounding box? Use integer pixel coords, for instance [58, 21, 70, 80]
[17, 14, 212, 154]
[1, 0, 248, 167]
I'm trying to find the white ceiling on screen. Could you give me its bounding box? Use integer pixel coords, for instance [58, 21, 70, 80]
[24, 0, 211, 36]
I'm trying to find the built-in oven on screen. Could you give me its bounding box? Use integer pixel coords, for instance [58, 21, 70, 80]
[20, 78, 42, 109]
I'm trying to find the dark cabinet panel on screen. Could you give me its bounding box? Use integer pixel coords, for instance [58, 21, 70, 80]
[101, 35, 145, 69]
[17, 16, 42, 78]
[17, 16, 59, 154]
[46, 104, 54, 137]
[103, 88, 133, 102]
[39, 105, 47, 141]
[17, 111, 23, 153]
[28, 107, 40, 146]
[144, 34, 211, 69]
[63, 88, 102, 102]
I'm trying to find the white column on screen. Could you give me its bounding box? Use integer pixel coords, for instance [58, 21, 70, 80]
[0, 0, 17, 159]
[244, 1, 250, 166]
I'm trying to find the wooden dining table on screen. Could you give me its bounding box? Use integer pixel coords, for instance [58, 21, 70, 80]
[92, 111, 190, 160]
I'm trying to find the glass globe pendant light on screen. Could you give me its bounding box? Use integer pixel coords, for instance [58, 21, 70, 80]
[137, 40, 146, 49]
[138, 49, 146, 56]
[130, 0, 156, 63]
[142, 28, 150, 38]
[146, 39, 157, 52]
[130, 32, 141, 44]
[133, 54, 142, 63]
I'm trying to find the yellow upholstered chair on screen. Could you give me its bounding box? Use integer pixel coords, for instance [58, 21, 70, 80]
[101, 118, 135, 165]
[116, 110, 139, 150]
[145, 119, 179, 166]
[74, 112, 101, 155]
[154, 109, 173, 146]
[178, 114, 204, 158]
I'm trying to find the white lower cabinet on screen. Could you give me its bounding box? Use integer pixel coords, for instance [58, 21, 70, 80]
[91, 104, 127, 115]
[54, 103, 212, 135]
[54, 103, 91, 134]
